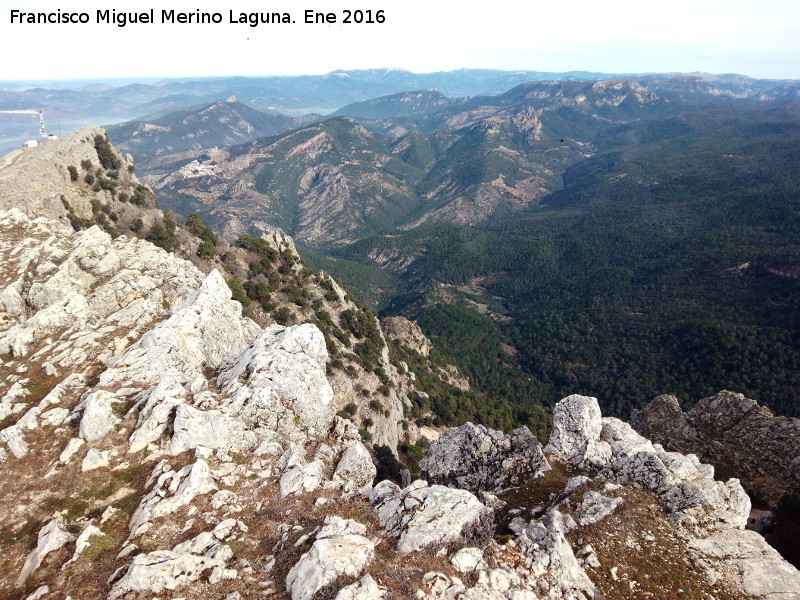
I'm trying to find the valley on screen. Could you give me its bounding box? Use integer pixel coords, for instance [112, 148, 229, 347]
[101, 76, 800, 429]
[0, 70, 799, 599]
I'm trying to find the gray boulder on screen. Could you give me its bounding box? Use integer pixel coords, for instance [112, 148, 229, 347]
[544, 395, 612, 468]
[110, 550, 224, 598]
[285, 517, 375, 600]
[331, 441, 376, 496]
[370, 479, 493, 553]
[16, 518, 75, 587]
[78, 390, 120, 442]
[420, 423, 549, 493]
[574, 491, 623, 526]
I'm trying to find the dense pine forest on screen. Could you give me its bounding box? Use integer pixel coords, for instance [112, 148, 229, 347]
[311, 101, 800, 425]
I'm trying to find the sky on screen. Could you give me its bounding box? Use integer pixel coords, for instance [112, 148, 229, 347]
[0, 0, 799, 80]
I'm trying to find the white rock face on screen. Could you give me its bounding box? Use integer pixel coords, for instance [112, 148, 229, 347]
[79, 390, 120, 442]
[420, 423, 549, 493]
[127, 374, 186, 453]
[58, 437, 85, 463]
[331, 442, 376, 496]
[334, 574, 389, 599]
[370, 479, 493, 553]
[16, 518, 75, 587]
[450, 547, 486, 573]
[0, 210, 205, 365]
[81, 448, 113, 471]
[286, 517, 376, 600]
[544, 394, 612, 467]
[22, 585, 49, 600]
[109, 550, 224, 599]
[689, 529, 800, 599]
[40, 407, 69, 426]
[600, 417, 656, 458]
[511, 509, 597, 600]
[100, 268, 259, 388]
[218, 323, 335, 436]
[280, 457, 325, 497]
[167, 403, 256, 455]
[129, 459, 217, 535]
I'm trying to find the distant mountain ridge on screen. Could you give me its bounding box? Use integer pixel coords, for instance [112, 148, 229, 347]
[106, 97, 319, 160]
[333, 89, 463, 120]
[2, 68, 799, 153]
[132, 77, 800, 246]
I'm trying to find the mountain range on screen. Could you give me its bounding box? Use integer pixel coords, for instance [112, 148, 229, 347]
[2, 67, 799, 154]
[0, 85, 799, 599]
[98, 76, 800, 436]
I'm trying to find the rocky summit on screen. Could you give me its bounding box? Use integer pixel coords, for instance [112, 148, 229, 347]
[1, 133, 799, 600]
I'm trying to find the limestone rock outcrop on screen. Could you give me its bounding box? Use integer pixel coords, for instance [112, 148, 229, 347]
[540, 394, 799, 599]
[370, 479, 494, 553]
[511, 509, 598, 600]
[286, 517, 376, 600]
[16, 518, 75, 587]
[689, 528, 800, 599]
[381, 316, 433, 356]
[420, 423, 549, 493]
[632, 391, 800, 506]
[544, 394, 612, 468]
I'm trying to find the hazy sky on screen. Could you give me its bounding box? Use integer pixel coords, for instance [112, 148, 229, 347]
[1, 0, 798, 80]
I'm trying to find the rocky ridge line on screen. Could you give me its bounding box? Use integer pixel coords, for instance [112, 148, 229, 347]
[631, 391, 800, 507]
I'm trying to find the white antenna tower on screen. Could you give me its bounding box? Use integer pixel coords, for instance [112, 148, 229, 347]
[0, 108, 49, 142]
[39, 109, 48, 142]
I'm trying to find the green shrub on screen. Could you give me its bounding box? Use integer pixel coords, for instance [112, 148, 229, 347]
[227, 277, 251, 307]
[146, 214, 177, 252]
[197, 239, 217, 259]
[274, 307, 292, 325]
[236, 235, 278, 261]
[94, 134, 120, 170]
[67, 165, 78, 181]
[373, 445, 401, 484]
[244, 281, 273, 303]
[769, 492, 800, 567]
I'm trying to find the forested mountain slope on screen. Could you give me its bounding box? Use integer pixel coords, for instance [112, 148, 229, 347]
[326, 100, 800, 421]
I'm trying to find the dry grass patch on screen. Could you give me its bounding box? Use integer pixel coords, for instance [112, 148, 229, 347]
[571, 487, 747, 600]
